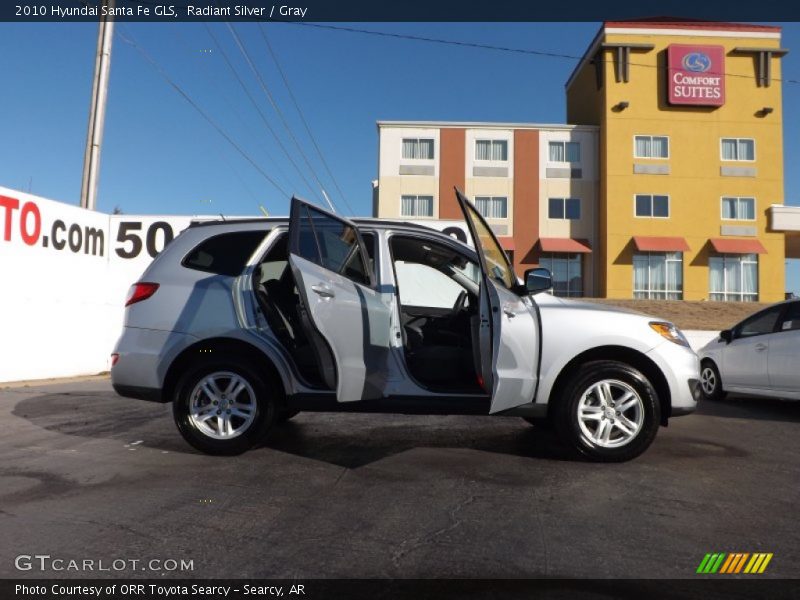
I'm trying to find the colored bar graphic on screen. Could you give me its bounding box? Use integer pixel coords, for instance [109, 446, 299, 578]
[699, 552, 772, 575]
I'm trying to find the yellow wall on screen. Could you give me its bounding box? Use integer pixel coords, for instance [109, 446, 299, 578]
[569, 27, 786, 301]
[375, 176, 439, 219]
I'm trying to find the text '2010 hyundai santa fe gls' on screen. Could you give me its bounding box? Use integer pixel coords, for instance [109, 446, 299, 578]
[111, 190, 700, 462]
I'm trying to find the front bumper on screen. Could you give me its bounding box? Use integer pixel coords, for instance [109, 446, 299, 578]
[646, 340, 701, 417]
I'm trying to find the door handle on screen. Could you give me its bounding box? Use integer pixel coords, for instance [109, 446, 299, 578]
[503, 306, 517, 318]
[310, 284, 335, 298]
[755, 343, 767, 352]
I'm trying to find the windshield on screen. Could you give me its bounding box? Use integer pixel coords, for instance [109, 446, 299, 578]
[462, 200, 515, 290]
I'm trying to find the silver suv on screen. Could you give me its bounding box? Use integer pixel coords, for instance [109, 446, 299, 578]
[111, 191, 700, 461]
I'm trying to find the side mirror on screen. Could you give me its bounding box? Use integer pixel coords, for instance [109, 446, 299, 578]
[720, 329, 732, 344]
[524, 267, 552, 295]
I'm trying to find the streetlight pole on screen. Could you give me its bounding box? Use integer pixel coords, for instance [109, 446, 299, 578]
[80, 0, 114, 210]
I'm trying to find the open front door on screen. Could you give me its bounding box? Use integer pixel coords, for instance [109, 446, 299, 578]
[454, 189, 540, 413]
[288, 197, 391, 402]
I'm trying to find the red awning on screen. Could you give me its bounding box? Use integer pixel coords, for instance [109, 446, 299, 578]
[710, 238, 768, 254]
[497, 236, 515, 251]
[537, 238, 592, 253]
[633, 236, 691, 252]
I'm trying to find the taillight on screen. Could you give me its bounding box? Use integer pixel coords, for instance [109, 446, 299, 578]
[125, 282, 160, 307]
[111, 353, 120, 367]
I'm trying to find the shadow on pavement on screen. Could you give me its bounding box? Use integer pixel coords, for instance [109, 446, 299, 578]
[12, 392, 576, 465]
[12, 388, 788, 468]
[696, 394, 800, 423]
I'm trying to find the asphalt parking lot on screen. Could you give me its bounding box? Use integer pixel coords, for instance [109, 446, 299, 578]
[1, 378, 798, 580]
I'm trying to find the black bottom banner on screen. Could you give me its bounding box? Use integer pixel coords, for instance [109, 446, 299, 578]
[2, 579, 799, 600]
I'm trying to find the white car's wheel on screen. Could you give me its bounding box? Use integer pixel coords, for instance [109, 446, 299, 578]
[554, 360, 660, 462]
[700, 360, 726, 401]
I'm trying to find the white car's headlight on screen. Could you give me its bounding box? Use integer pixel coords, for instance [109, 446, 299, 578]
[649, 321, 690, 347]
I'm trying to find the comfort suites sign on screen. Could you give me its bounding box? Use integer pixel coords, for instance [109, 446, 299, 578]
[667, 44, 726, 106]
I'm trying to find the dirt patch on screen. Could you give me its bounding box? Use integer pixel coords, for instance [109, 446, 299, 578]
[580, 299, 774, 331]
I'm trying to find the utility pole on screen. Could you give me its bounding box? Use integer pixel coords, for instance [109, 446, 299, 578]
[80, 0, 114, 210]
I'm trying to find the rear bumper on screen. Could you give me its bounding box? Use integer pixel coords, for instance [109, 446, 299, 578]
[111, 327, 196, 395]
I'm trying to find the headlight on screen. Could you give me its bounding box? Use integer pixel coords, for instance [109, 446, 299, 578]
[649, 321, 690, 347]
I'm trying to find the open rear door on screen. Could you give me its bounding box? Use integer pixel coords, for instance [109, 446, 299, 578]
[288, 197, 391, 402]
[454, 189, 539, 413]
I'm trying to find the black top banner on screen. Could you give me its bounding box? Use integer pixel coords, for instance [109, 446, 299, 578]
[2, 0, 799, 22]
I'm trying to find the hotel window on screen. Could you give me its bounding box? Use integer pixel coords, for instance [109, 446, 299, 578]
[709, 254, 758, 302]
[401, 138, 434, 160]
[634, 135, 669, 159]
[400, 195, 434, 217]
[474, 196, 508, 219]
[539, 253, 583, 297]
[721, 197, 756, 220]
[475, 140, 508, 161]
[635, 194, 669, 218]
[548, 141, 581, 163]
[633, 252, 683, 300]
[721, 138, 755, 161]
[548, 198, 581, 220]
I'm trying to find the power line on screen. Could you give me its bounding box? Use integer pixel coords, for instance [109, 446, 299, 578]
[204, 23, 322, 201]
[116, 26, 290, 200]
[283, 22, 800, 86]
[226, 22, 338, 213]
[172, 26, 295, 196]
[257, 23, 357, 216]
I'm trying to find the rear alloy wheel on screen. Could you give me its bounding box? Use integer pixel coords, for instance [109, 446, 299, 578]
[173, 359, 276, 455]
[700, 360, 726, 401]
[554, 361, 660, 462]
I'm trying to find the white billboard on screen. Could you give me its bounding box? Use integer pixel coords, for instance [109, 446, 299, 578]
[0, 186, 472, 383]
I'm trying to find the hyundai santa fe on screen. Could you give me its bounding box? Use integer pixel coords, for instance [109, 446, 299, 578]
[111, 190, 701, 461]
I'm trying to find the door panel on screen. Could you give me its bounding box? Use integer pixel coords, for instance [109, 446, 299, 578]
[489, 282, 539, 413]
[454, 188, 539, 413]
[723, 336, 770, 389]
[768, 330, 800, 392]
[288, 198, 391, 402]
[723, 305, 782, 390]
[769, 303, 800, 392]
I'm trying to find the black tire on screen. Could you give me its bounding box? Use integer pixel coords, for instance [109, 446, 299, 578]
[553, 360, 661, 462]
[700, 360, 727, 401]
[173, 357, 278, 455]
[276, 409, 300, 423]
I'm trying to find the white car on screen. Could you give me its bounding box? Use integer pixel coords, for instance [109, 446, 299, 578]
[698, 299, 800, 401]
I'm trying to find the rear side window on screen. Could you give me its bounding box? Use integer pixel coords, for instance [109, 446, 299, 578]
[779, 302, 800, 332]
[183, 231, 267, 276]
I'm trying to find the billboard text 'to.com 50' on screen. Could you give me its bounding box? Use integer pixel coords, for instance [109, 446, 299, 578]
[0, 191, 196, 263]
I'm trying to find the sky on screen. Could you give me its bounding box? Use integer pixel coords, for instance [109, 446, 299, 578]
[0, 21, 798, 291]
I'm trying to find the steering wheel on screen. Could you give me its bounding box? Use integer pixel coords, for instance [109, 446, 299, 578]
[452, 290, 469, 315]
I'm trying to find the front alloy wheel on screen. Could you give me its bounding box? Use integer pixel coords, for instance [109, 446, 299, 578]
[576, 379, 644, 449]
[554, 360, 660, 462]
